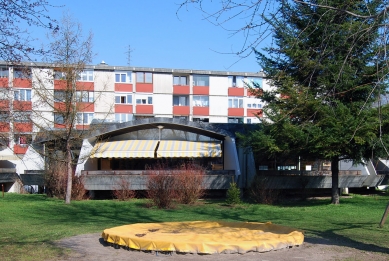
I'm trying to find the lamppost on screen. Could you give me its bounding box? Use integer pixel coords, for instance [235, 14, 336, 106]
[157, 125, 164, 141]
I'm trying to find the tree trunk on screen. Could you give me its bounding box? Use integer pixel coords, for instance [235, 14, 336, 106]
[65, 144, 72, 204]
[331, 156, 340, 204]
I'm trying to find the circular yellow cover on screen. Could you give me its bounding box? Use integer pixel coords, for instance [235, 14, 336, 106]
[102, 221, 304, 254]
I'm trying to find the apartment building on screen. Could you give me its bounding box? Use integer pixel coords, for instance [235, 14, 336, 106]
[0, 62, 266, 157]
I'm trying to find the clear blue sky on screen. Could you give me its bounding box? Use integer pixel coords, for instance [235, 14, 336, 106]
[31, 0, 271, 73]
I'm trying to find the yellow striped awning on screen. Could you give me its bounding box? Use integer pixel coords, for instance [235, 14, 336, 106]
[157, 141, 222, 158]
[90, 140, 158, 158]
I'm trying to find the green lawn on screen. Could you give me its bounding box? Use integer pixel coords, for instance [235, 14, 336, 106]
[1, 193, 389, 260]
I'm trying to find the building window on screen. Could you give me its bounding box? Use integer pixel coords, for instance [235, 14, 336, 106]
[54, 90, 67, 102]
[54, 113, 64, 124]
[77, 113, 94, 124]
[54, 71, 66, 80]
[0, 111, 9, 121]
[136, 72, 152, 83]
[136, 95, 152, 104]
[14, 134, 32, 145]
[228, 76, 244, 87]
[193, 118, 209, 123]
[115, 94, 132, 104]
[228, 97, 243, 108]
[193, 75, 209, 86]
[228, 117, 243, 123]
[76, 91, 94, 102]
[247, 118, 252, 124]
[173, 76, 187, 85]
[173, 116, 188, 120]
[14, 68, 31, 79]
[14, 89, 31, 101]
[173, 95, 189, 106]
[193, 95, 209, 107]
[78, 70, 94, 82]
[245, 77, 262, 88]
[0, 67, 9, 78]
[115, 113, 133, 123]
[115, 72, 132, 83]
[14, 111, 31, 122]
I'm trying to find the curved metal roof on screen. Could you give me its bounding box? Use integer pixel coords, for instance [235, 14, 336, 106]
[89, 118, 234, 141]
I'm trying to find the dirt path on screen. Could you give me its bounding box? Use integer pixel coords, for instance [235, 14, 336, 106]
[53, 233, 389, 261]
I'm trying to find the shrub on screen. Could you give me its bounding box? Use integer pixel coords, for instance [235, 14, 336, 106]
[44, 161, 87, 200]
[175, 163, 205, 204]
[113, 176, 136, 201]
[249, 175, 280, 204]
[226, 181, 241, 205]
[146, 168, 177, 209]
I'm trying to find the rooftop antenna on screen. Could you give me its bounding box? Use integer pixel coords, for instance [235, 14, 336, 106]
[126, 45, 134, 66]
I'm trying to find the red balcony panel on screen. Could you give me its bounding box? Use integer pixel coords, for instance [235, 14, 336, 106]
[228, 108, 244, 116]
[14, 144, 28, 154]
[76, 81, 94, 91]
[13, 78, 31, 88]
[14, 122, 33, 132]
[136, 83, 153, 93]
[13, 101, 32, 111]
[228, 87, 244, 96]
[247, 109, 263, 118]
[54, 123, 66, 129]
[193, 86, 209, 95]
[115, 104, 133, 113]
[247, 88, 263, 97]
[136, 104, 153, 114]
[173, 85, 190, 95]
[0, 122, 10, 132]
[0, 100, 10, 110]
[54, 79, 67, 90]
[76, 125, 90, 130]
[173, 106, 190, 115]
[0, 78, 9, 88]
[193, 106, 209, 116]
[54, 102, 67, 111]
[115, 83, 133, 92]
[77, 102, 94, 112]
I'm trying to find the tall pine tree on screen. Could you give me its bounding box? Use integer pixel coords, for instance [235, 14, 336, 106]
[245, 0, 389, 204]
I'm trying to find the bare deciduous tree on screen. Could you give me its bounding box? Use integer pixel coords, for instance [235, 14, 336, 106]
[0, 0, 58, 63]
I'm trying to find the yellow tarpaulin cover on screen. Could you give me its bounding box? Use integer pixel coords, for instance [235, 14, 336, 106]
[102, 221, 304, 254]
[157, 141, 222, 158]
[90, 140, 158, 158]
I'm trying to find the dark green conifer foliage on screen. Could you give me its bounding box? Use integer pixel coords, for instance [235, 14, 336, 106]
[244, 0, 389, 204]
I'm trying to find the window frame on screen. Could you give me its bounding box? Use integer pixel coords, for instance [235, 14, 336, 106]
[14, 89, 32, 101]
[173, 95, 189, 106]
[76, 112, 94, 125]
[76, 90, 94, 103]
[228, 97, 244, 108]
[193, 75, 209, 86]
[135, 94, 153, 105]
[173, 75, 188, 86]
[136, 72, 153, 83]
[0, 67, 9, 78]
[115, 71, 132, 83]
[115, 93, 133, 104]
[14, 111, 31, 123]
[192, 95, 209, 107]
[78, 70, 94, 82]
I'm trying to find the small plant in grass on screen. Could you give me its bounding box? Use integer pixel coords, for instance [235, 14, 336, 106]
[113, 176, 136, 201]
[226, 182, 241, 205]
[176, 163, 205, 204]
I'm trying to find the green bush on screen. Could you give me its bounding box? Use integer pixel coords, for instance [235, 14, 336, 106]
[226, 182, 241, 205]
